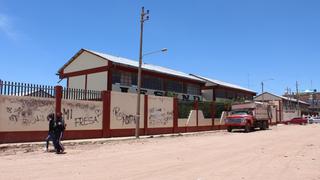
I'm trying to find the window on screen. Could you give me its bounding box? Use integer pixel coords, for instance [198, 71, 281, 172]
[167, 80, 183, 93]
[142, 75, 163, 90]
[120, 72, 131, 86]
[216, 89, 226, 98]
[112, 70, 133, 86]
[131, 73, 137, 86]
[112, 70, 121, 84]
[187, 84, 200, 95]
[226, 90, 235, 99]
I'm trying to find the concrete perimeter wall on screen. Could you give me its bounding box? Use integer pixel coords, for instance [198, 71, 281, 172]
[0, 95, 55, 132]
[0, 88, 234, 143]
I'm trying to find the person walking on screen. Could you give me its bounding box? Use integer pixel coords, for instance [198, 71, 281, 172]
[45, 113, 56, 152]
[53, 112, 66, 154]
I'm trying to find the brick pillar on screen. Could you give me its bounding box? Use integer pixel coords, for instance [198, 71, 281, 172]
[102, 91, 111, 138]
[173, 98, 178, 133]
[211, 101, 216, 129]
[279, 100, 283, 123]
[276, 107, 279, 123]
[55, 86, 62, 115]
[107, 61, 113, 91]
[144, 95, 148, 135]
[195, 100, 199, 130]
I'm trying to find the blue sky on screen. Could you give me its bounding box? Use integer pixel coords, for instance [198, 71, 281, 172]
[0, 0, 319, 95]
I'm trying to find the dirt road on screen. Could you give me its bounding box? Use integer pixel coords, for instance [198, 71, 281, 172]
[1, 124, 320, 180]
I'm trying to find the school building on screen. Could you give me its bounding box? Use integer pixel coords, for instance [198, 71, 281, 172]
[57, 49, 256, 102]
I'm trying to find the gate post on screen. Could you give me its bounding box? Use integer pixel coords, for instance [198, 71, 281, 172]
[211, 101, 216, 130]
[173, 98, 178, 133]
[144, 95, 148, 135]
[195, 100, 199, 131]
[102, 91, 111, 138]
[55, 86, 63, 114]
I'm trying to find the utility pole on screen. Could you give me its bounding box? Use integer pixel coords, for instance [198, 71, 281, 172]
[296, 81, 300, 116]
[286, 87, 290, 110]
[247, 73, 250, 89]
[136, 7, 149, 139]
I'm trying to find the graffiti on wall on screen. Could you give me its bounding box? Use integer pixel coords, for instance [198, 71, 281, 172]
[62, 102, 102, 127]
[148, 107, 173, 126]
[112, 107, 138, 126]
[5, 98, 54, 126]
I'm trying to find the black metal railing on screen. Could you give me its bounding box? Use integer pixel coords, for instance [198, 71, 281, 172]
[62, 87, 102, 101]
[0, 80, 55, 98]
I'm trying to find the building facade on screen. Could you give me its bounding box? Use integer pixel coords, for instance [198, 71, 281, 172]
[58, 49, 257, 102]
[255, 92, 309, 121]
[284, 91, 320, 114]
[58, 49, 205, 101]
[191, 75, 256, 102]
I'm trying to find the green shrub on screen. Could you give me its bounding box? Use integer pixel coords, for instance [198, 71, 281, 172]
[178, 101, 194, 118]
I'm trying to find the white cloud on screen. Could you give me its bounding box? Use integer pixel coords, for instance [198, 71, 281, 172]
[0, 13, 18, 40]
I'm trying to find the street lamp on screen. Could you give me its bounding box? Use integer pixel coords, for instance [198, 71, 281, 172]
[135, 48, 167, 138]
[143, 48, 167, 57]
[261, 78, 274, 94]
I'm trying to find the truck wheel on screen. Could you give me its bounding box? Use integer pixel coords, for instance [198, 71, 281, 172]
[260, 121, 267, 130]
[227, 126, 232, 132]
[244, 123, 251, 133]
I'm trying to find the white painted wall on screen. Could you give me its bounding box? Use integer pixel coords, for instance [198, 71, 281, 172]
[148, 95, 173, 128]
[198, 110, 212, 126]
[283, 110, 300, 121]
[178, 110, 197, 127]
[69, 75, 86, 89]
[0, 95, 55, 132]
[178, 118, 188, 127]
[254, 93, 281, 101]
[214, 118, 223, 125]
[61, 99, 103, 130]
[0, 95, 104, 132]
[64, 51, 107, 73]
[271, 106, 277, 123]
[110, 91, 144, 129]
[87, 72, 108, 91]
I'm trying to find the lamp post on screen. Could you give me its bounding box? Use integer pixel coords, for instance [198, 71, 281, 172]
[261, 78, 274, 102]
[261, 78, 274, 94]
[135, 47, 167, 139]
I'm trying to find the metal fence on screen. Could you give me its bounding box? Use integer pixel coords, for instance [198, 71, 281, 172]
[198, 101, 212, 118]
[0, 80, 55, 98]
[62, 87, 101, 101]
[178, 100, 195, 118]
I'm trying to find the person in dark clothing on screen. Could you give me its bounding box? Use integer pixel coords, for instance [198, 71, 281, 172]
[53, 112, 66, 154]
[45, 113, 56, 152]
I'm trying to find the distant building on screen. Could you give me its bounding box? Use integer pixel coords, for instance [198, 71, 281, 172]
[57, 49, 256, 102]
[191, 74, 256, 102]
[283, 90, 320, 114]
[255, 92, 310, 121]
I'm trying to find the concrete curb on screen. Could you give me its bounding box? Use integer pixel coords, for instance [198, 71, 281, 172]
[0, 130, 224, 150]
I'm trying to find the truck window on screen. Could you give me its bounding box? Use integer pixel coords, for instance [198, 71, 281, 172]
[231, 111, 248, 115]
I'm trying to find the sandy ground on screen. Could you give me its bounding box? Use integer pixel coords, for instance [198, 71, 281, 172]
[1, 124, 320, 180]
